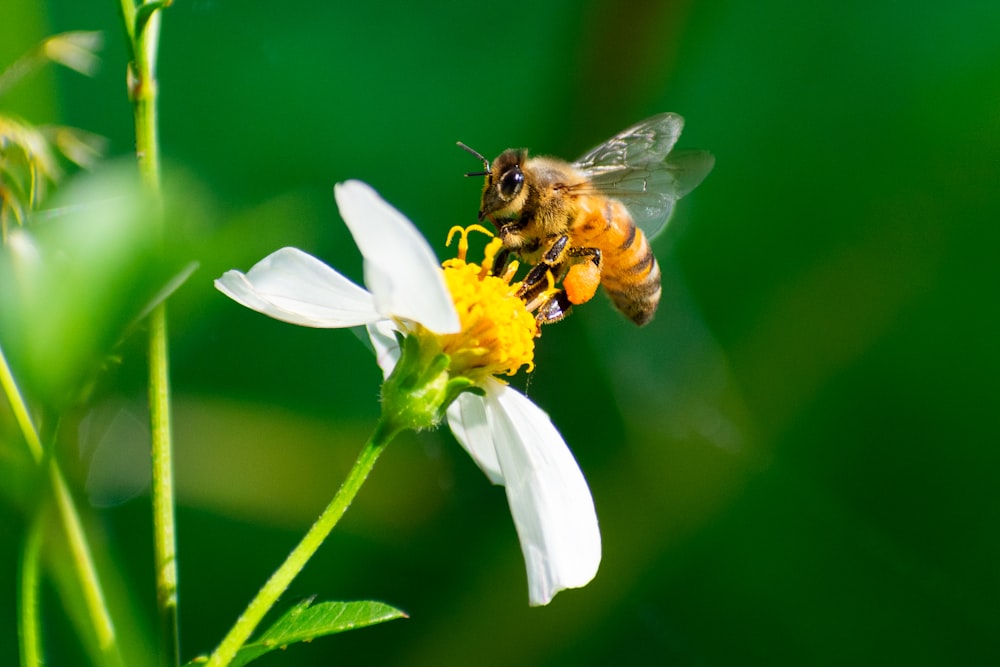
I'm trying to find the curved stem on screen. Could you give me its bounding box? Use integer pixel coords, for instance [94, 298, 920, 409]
[204, 419, 400, 667]
[1, 342, 119, 661]
[50, 461, 125, 666]
[18, 511, 44, 667]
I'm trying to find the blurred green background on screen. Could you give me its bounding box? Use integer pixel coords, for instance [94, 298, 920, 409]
[3, 0, 1000, 664]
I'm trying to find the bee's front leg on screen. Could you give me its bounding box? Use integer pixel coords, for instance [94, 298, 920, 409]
[517, 235, 569, 304]
[517, 236, 602, 326]
[490, 245, 512, 277]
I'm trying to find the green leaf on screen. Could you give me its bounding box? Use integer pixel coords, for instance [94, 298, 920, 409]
[184, 599, 406, 667]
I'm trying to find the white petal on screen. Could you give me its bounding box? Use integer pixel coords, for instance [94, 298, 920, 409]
[334, 181, 460, 334]
[446, 392, 503, 484]
[365, 319, 401, 379]
[483, 381, 601, 605]
[215, 247, 381, 328]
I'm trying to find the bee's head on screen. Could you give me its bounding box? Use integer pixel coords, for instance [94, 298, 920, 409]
[458, 143, 528, 225]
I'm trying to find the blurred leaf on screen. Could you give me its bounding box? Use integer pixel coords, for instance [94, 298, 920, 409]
[0, 114, 61, 225]
[138, 260, 198, 322]
[0, 162, 175, 408]
[38, 31, 102, 77]
[79, 397, 151, 507]
[0, 31, 105, 236]
[0, 426, 41, 510]
[46, 125, 107, 169]
[184, 598, 406, 667]
[0, 30, 102, 96]
[1, 116, 108, 237]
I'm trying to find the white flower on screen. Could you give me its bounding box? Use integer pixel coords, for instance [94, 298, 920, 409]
[215, 180, 459, 334]
[215, 180, 600, 605]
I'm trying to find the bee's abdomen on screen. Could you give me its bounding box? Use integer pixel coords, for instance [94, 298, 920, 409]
[590, 200, 661, 326]
[603, 231, 661, 325]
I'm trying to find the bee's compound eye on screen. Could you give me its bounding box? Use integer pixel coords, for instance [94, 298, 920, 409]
[500, 167, 524, 199]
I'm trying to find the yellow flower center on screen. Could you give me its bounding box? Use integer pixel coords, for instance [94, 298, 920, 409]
[437, 225, 537, 380]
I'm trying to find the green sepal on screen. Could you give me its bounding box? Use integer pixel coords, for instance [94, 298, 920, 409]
[436, 377, 482, 422]
[380, 333, 452, 433]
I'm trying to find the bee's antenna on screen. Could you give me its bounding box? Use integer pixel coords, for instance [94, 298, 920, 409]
[457, 141, 490, 177]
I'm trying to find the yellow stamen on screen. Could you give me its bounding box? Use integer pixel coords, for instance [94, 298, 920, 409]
[500, 257, 520, 283]
[437, 225, 536, 379]
[446, 224, 494, 263]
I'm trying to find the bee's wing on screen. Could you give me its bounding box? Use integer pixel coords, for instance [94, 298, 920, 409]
[585, 151, 716, 239]
[573, 113, 715, 239]
[574, 112, 686, 170]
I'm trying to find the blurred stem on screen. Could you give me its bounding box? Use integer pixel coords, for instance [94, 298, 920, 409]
[50, 460, 123, 666]
[1, 343, 120, 663]
[120, 0, 179, 664]
[18, 513, 43, 667]
[0, 343, 43, 462]
[204, 419, 401, 667]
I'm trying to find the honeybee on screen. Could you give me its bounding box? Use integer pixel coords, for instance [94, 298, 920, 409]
[459, 112, 713, 326]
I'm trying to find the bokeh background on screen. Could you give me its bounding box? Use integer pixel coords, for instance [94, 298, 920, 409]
[3, 0, 1000, 664]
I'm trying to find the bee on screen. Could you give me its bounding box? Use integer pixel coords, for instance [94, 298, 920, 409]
[459, 112, 713, 326]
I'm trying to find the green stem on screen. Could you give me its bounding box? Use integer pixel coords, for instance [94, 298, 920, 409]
[49, 460, 122, 662]
[130, 14, 163, 199]
[204, 419, 400, 667]
[1, 342, 120, 661]
[120, 0, 177, 663]
[0, 343, 43, 463]
[18, 512, 44, 667]
[149, 304, 179, 666]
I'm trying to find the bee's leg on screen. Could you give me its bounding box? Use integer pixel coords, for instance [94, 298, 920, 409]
[531, 245, 601, 326]
[568, 245, 601, 264]
[515, 236, 604, 326]
[515, 236, 606, 326]
[535, 291, 573, 324]
[564, 247, 602, 305]
[512, 235, 570, 326]
[491, 245, 512, 277]
[516, 235, 570, 302]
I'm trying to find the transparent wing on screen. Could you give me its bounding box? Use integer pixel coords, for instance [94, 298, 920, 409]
[574, 112, 686, 170]
[572, 113, 715, 239]
[584, 150, 715, 239]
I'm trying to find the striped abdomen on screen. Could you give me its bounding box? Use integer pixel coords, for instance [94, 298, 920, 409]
[573, 198, 662, 326]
